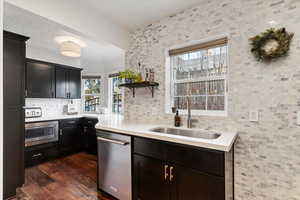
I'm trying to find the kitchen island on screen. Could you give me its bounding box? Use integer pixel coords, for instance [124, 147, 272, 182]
[96, 118, 237, 200]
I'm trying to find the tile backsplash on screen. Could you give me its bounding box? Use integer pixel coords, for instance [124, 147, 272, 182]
[25, 98, 81, 117]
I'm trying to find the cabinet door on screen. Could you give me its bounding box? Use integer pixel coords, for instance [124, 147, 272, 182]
[3, 32, 27, 199]
[68, 69, 81, 99]
[26, 60, 55, 98]
[59, 126, 81, 156]
[133, 155, 170, 200]
[171, 165, 225, 200]
[55, 67, 69, 98]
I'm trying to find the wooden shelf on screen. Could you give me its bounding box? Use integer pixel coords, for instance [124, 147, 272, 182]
[118, 81, 159, 98]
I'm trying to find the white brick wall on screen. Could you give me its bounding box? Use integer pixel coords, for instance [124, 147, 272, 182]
[125, 0, 300, 199]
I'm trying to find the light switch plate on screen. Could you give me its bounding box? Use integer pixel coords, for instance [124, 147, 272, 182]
[249, 110, 259, 122]
[297, 111, 300, 125]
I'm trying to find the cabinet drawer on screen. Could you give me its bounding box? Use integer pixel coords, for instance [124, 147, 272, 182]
[133, 137, 224, 176]
[25, 149, 47, 167]
[166, 144, 224, 177]
[60, 118, 81, 128]
[25, 145, 58, 167]
[133, 137, 166, 161]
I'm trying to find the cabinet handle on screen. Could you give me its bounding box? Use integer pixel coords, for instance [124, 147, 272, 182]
[32, 153, 42, 158]
[170, 166, 174, 181]
[60, 129, 63, 136]
[164, 165, 169, 180]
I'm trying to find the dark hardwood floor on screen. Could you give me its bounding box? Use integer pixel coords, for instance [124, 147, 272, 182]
[14, 153, 116, 200]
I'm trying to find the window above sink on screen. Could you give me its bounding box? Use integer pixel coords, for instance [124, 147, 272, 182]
[165, 36, 229, 117]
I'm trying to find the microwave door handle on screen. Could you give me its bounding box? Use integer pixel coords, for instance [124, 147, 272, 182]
[97, 137, 129, 146]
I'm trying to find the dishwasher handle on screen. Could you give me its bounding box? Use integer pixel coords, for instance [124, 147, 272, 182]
[97, 136, 129, 146]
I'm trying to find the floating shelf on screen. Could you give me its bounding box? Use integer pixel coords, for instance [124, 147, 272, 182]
[118, 81, 159, 98]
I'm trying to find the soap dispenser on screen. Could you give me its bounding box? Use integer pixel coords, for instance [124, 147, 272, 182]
[174, 110, 181, 127]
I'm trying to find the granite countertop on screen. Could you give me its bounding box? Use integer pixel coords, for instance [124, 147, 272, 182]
[95, 116, 238, 152]
[25, 113, 101, 123]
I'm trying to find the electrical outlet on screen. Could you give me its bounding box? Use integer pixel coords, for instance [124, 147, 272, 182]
[249, 110, 259, 122]
[297, 111, 300, 125]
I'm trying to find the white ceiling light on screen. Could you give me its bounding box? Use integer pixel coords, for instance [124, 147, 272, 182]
[55, 36, 86, 47]
[61, 41, 81, 57]
[55, 36, 86, 57]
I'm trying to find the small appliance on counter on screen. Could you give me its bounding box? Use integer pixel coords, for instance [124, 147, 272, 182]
[67, 100, 78, 115]
[25, 107, 42, 118]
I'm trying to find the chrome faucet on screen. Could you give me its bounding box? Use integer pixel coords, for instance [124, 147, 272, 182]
[186, 96, 192, 128]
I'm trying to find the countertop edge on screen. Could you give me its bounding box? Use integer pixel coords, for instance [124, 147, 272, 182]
[95, 125, 237, 152]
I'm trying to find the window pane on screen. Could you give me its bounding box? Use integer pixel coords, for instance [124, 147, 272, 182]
[84, 96, 100, 112]
[170, 41, 228, 113]
[207, 96, 225, 111]
[84, 78, 101, 94]
[111, 77, 122, 114]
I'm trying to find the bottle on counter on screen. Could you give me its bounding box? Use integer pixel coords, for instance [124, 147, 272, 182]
[174, 110, 181, 127]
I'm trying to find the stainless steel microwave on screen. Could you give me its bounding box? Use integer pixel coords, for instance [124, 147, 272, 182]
[25, 121, 59, 147]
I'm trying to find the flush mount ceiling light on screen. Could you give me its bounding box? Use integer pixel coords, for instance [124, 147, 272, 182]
[61, 41, 81, 57]
[55, 36, 86, 58]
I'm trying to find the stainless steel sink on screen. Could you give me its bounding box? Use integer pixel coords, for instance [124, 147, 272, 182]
[149, 127, 221, 140]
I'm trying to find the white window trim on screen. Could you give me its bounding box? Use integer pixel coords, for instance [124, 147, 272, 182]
[165, 34, 230, 117]
[81, 73, 102, 114]
[108, 76, 124, 114]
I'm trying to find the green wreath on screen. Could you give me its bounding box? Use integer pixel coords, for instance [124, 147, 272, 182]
[249, 28, 294, 61]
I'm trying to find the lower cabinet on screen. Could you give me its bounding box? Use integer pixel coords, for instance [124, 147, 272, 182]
[25, 143, 59, 168]
[59, 118, 82, 156]
[82, 117, 99, 154]
[133, 155, 170, 200]
[133, 137, 233, 200]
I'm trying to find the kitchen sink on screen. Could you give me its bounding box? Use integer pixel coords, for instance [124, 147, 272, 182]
[149, 127, 221, 139]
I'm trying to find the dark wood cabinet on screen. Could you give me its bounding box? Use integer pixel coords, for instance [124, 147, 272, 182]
[68, 69, 81, 99]
[171, 165, 225, 200]
[26, 59, 55, 98]
[55, 66, 81, 99]
[82, 117, 99, 154]
[133, 137, 233, 200]
[133, 155, 170, 200]
[3, 31, 29, 199]
[25, 143, 59, 168]
[59, 118, 82, 156]
[55, 67, 69, 98]
[24, 59, 81, 99]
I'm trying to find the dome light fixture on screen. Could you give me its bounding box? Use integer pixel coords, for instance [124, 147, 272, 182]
[55, 36, 86, 58]
[61, 41, 81, 57]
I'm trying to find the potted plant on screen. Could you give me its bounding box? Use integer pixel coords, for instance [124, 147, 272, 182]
[119, 70, 139, 83]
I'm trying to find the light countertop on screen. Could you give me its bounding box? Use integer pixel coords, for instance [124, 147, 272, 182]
[25, 113, 100, 123]
[95, 115, 238, 152]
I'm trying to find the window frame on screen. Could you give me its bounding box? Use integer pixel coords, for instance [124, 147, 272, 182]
[165, 35, 229, 117]
[108, 75, 124, 114]
[81, 74, 102, 114]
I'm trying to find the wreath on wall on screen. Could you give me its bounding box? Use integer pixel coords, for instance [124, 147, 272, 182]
[249, 28, 294, 61]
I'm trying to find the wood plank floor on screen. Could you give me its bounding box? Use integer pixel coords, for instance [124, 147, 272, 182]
[14, 153, 116, 200]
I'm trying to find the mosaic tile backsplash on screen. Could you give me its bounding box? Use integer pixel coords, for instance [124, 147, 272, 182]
[25, 98, 81, 117]
[124, 0, 300, 199]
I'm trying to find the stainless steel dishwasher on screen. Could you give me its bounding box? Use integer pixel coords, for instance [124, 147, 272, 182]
[97, 130, 131, 200]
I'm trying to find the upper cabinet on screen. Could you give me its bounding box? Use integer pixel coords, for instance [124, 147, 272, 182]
[26, 59, 55, 98]
[25, 59, 82, 99]
[55, 66, 81, 99]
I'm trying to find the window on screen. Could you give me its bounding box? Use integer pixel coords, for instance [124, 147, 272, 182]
[109, 75, 123, 114]
[82, 76, 101, 113]
[167, 38, 228, 116]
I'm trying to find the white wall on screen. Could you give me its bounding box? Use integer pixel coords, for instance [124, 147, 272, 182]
[5, 0, 129, 49]
[26, 45, 81, 67]
[0, 0, 3, 198]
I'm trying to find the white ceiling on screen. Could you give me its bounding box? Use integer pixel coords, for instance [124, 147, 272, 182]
[82, 0, 202, 31]
[4, 3, 125, 73]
